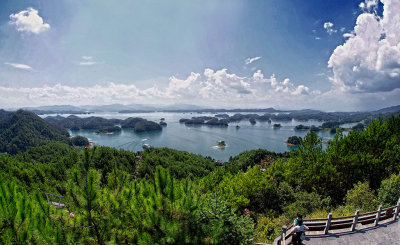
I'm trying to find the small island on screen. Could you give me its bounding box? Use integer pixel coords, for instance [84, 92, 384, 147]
[217, 140, 226, 148]
[95, 126, 122, 134]
[134, 121, 162, 132]
[179, 117, 228, 127]
[285, 136, 301, 146]
[294, 124, 310, 130]
[273, 123, 281, 128]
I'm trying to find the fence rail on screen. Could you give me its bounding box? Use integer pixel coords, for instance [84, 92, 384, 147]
[45, 192, 65, 209]
[273, 201, 400, 245]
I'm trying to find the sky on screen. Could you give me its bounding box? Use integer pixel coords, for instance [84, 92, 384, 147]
[0, 0, 399, 111]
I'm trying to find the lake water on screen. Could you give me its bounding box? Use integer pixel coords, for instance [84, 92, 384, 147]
[49, 112, 343, 162]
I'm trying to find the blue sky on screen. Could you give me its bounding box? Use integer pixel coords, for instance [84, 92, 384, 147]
[0, 0, 399, 111]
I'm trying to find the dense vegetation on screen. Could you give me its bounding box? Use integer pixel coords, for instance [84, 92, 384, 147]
[286, 136, 301, 145]
[1, 112, 400, 244]
[45, 115, 162, 132]
[0, 110, 71, 154]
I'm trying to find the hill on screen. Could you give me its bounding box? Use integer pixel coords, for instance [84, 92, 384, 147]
[0, 109, 12, 120]
[0, 110, 71, 154]
[372, 105, 400, 114]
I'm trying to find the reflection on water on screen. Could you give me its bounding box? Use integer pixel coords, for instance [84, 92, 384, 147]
[61, 112, 340, 162]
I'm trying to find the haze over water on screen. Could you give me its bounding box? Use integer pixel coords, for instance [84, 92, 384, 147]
[59, 112, 340, 162]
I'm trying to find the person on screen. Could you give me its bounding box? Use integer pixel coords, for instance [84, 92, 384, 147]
[294, 213, 304, 226]
[291, 214, 309, 245]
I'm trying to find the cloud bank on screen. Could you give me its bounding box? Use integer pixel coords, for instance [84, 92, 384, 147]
[328, 0, 400, 93]
[0, 69, 317, 108]
[9, 8, 50, 34]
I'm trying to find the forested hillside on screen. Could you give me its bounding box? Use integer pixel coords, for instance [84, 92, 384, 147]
[0, 115, 399, 243]
[0, 110, 71, 154]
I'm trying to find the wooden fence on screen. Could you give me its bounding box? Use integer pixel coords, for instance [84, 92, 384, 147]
[273, 201, 400, 245]
[45, 193, 65, 209]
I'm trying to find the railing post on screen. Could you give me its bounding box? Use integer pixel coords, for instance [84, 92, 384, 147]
[393, 202, 400, 221]
[282, 226, 287, 245]
[45, 193, 50, 203]
[351, 210, 359, 231]
[324, 213, 332, 235]
[374, 205, 382, 226]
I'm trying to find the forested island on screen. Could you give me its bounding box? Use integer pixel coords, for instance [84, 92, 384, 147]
[0, 109, 400, 244]
[177, 107, 399, 129]
[44, 115, 162, 133]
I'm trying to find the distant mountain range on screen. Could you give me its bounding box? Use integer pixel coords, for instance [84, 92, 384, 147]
[372, 105, 400, 114]
[9, 104, 400, 115]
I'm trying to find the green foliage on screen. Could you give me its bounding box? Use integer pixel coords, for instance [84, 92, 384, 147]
[378, 173, 400, 206]
[283, 191, 326, 220]
[199, 194, 254, 244]
[138, 147, 217, 179]
[1, 113, 400, 244]
[216, 166, 281, 214]
[91, 146, 137, 184]
[71, 135, 89, 146]
[134, 120, 162, 132]
[287, 136, 301, 145]
[226, 149, 288, 172]
[0, 110, 71, 154]
[16, 141, 76, 165]
[0, 180, 64, 243]
[345, 182, 379, 212]
[253, 215, 280, 243]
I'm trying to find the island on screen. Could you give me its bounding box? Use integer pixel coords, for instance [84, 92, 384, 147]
[95, 126, 122, 134]
[273, 123, 281, 128]
[217, 140, 226, 148]
[179, 117, 228, 126]
[134, 121, 162, 132]
[285, 136, 301, 146]
[45, 115, 162, 133]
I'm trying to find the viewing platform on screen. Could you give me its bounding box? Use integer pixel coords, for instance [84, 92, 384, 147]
[273, 200, 400, 245]
[302, 218, 399, 244]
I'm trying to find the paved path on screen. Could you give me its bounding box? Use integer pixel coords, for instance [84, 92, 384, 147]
[287, 218, 400, 245]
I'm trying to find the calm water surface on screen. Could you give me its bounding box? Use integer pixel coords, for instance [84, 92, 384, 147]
[49, 112, 345, 162]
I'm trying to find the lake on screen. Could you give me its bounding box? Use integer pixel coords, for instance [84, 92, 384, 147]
[46, 112, 343, 162]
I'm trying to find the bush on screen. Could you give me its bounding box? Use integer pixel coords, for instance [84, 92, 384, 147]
[345, 182, 379, 212]
[378, 174, 400, 206]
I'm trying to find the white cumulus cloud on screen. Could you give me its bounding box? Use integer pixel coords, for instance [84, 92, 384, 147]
[9, 7, 50, 34]
[0, 69, 319, 108]
[245, 56, 261, 65]
[359, 0, 379, 11]
[328, 0, 400, 93]
[324, 22, 337, 35]
[4, 62, 33, 71]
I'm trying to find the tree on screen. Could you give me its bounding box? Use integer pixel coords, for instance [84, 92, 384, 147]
[71, 136, 89, 147]
[287, 136, 301, 145]
[378, 174, 400, 206]
[345, 182, 379, 212]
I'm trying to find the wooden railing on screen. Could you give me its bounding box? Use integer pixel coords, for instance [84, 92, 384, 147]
[45, 193, 65, 209]
[273, 201, 400, 245]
